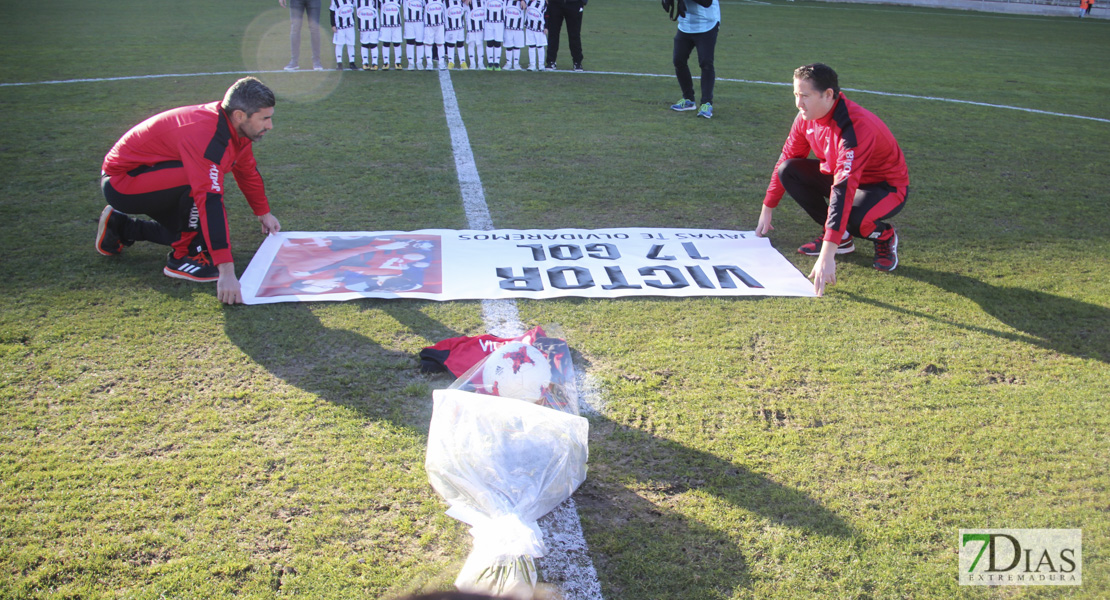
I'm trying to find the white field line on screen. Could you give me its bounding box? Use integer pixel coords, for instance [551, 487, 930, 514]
[4, 67, 1106, 124]
[437, 69, 605, 600]
[0, 70, 287, 87]
[639, 0, 1095, 22]
[568, 70, 1110, 124]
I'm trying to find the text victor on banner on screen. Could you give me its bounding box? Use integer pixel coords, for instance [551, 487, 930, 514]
[239, 228, 818, 304]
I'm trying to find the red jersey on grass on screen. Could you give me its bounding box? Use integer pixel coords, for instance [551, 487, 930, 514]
[764, 93, 908, 244]
[102, 101, 271, 265]
[420, 326, 547, 376]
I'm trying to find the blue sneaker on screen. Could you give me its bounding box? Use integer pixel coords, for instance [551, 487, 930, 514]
[697, 102, 713, 119]
[670, 98, 696, 112]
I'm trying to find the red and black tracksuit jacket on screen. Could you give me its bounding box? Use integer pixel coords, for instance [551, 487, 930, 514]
[764, 93, 909, 244]
[102, 101, 271, 265]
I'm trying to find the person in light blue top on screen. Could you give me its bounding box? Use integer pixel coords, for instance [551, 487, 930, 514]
[665, 0, 720, 119]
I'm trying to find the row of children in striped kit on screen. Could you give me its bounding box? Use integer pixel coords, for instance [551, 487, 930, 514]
[329, 0, 550, 71]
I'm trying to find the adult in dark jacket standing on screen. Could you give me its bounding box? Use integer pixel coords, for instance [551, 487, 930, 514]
[545, 0, 586, 71]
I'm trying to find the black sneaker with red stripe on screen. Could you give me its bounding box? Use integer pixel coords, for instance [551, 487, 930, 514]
[797, 233, 854, 256]
[163, 250, 219, 282]
[872, 227, 899, 272]
[95, 205, 127, 256]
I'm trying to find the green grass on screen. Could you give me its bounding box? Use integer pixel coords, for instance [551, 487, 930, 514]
[1, 0, 1108, 598]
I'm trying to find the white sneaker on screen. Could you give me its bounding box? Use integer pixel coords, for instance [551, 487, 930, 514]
[283, 62, 299, 71]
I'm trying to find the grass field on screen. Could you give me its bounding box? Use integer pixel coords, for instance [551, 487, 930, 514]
[1, 0, 1108, 598]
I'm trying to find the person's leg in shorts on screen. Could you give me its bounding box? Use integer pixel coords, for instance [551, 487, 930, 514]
[467, 27, 484, 68]
[526, 29, 547, 71]
[484, 22, 504, 68]
[505, 29, 523, 69]
[382, 26, 402, 68]
[361, 30, 380, 68]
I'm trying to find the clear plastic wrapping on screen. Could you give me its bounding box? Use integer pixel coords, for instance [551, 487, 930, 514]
[447, 336, 581, 416]
[426, 378, 588, 597]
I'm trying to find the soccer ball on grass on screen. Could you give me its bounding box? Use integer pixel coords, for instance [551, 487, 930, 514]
[481, 342, 553, 404]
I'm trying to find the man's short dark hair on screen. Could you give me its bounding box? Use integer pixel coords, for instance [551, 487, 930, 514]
[794, 63, 840, 96]
[222, 77, 276, 117]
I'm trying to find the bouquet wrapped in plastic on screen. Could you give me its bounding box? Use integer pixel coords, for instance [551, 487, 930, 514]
[425, 336, 587, 598]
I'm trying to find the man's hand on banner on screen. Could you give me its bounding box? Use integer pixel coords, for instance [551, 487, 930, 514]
[808, 245, 837, 297]
[755, 205, 774, 237]
[218, 263, 245, 305]
[258, 212, 281, 235]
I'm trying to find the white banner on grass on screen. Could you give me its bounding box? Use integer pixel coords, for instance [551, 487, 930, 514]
[239, 228, 817, 304]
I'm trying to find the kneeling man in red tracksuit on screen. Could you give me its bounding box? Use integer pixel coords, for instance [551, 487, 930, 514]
[757, 63, 909, 296]
[96, 77, 281, 305]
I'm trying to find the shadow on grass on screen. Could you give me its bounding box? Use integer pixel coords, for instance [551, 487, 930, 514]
[224, 303, 854, 597]
[224, 301, 460, 432]
[569, 411, 854, 598]
[847, 264, 1109, 364]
